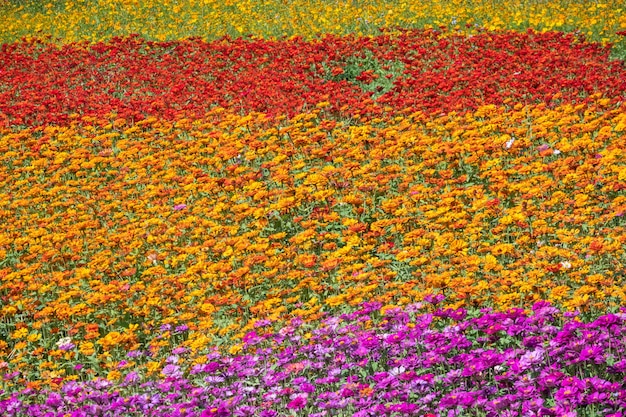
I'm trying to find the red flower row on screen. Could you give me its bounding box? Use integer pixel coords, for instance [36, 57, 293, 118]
[0, 29, 624, 127]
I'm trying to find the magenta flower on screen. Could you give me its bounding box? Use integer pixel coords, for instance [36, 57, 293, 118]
[554, 385, 583, 405]
[578, 345, 604, 363]
[287, 395, 307, 410]
[424, 293, 445, 305]
[173, 203, 187, 211]
[201, 406, 230, 417]
[243, 331, 261, 346]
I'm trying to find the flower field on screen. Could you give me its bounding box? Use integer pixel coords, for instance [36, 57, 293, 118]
[1, 1, 626, 416]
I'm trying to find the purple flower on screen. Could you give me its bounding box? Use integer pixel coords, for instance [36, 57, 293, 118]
[124, 371, 141, 384]
[127, 350, 144, 358]
[162, 364, 182, 379]
[173, 204, 187, 211]
[516, 385, 537, 397]
[553, 408, 577, 417]
[201, 406, 230, 417]
[175, 325, 189, 333]
[233, 406, 257, 416]
[608, 359, 626, 373]
[353, 344, 369, 357]
[578, 345, 604, 363]
[587, 391, 609, 403]
[440, 391, 476, 408]
[45, 392, 63, 408]
[405, 302, 424, 313]
[62, 381, 82, 397]
[461, 360, 487, 377]
[554, 386, 582, 405]
[254, 319, 272, 328]
[59, 342, 76, 351]
[517, 348, 545, 370]
[299, 382, 316, 394]
[424, 293, 445, 305]
[485, 395, 512, 411]
[340, 387, 354, 397]
[450, 308, 467, 321]
[243, 331, 261, 346]
[521, 397, 544, 413]
[205, 375, 226, 384]
[390, 402, 418, 413]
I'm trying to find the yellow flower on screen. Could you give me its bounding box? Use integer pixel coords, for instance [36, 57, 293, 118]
[27, 332, 42, 343]
[97, 332, 122, 351]
[79, 342, 95, 356]
[228, 344, 242, 355]
[106, 370, 121, 381]
[11, 328, 28, 340]
[146, 361, 162, 375]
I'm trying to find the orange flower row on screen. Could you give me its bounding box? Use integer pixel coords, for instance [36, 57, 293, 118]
[0, 98, 625, 387]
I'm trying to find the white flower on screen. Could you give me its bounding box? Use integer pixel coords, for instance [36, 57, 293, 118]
[553, 149, 561, 155]
[560, 261, 572, 269]
[56, 337, 72, 348]
[390, 366, 406, 376]
[504, 137, 515, 149]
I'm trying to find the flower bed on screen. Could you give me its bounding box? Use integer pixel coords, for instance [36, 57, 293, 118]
[4, 301, 626, 416]
[1, 1, 626, 416]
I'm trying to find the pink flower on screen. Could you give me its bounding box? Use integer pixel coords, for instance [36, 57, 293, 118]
[173, 204, 187, 211]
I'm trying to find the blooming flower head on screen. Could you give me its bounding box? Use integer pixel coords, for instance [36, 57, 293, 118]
[424, 293, 445, 305]
[578, 345, 604, 363]
[56, 337, 75, 351]
[286, 395, 307, 410]
[124, 371, 140, 384]
[161, 364, 182, 379]
[518, 348, 545, 370]
[201, 406, 230, 417]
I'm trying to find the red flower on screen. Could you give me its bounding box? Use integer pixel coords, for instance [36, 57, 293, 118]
[3, 30, 623, 128]
[331, 66, 344, 76]
[589, 239, 604, 253]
